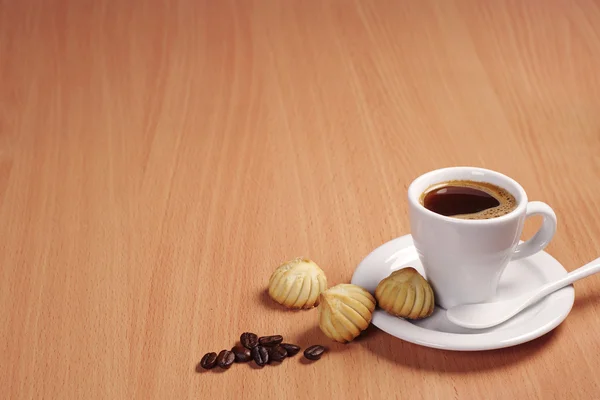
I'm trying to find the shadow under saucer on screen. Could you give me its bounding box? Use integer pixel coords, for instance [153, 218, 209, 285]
[358, 323, 561, 373]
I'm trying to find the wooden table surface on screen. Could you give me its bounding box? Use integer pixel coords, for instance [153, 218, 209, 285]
[2, 1, 600, 399]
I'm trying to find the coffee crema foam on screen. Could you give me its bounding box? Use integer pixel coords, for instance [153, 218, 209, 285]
[420, 180, 517, 220]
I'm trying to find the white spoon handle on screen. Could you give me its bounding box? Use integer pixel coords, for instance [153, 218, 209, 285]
[527, 256, 600, 306]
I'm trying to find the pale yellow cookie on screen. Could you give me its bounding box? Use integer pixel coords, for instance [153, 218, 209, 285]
[318, 283, 376, 343]
[375, 267, 435, 320]
[268, 257, 327, 309]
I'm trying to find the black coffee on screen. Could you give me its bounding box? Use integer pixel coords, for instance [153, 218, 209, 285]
[251, 346, 269, 367]
[420, 180, 517, 219]
[216, 349, 235, 369]
[240, 332, 259, 349]
[268, 345, 288, 362]
[199, 352, 218, 370]
[303, 345, 326, 360]
[258, 335, 283, 347]
[197, 332, 308, 373]
[280, 343, 301, 356]
[231, 345, 252, 362]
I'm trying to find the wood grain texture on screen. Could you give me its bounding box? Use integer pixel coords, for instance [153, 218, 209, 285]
[1, 0, 600, 399]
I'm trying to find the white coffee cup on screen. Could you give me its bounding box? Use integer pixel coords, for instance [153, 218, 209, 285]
[407, 166, 557, 309]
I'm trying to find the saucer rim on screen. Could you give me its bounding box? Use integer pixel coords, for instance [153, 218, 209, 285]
[351, 234, 575, 351]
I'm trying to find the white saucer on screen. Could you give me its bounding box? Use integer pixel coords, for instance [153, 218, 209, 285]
[351, 234, 575, 351]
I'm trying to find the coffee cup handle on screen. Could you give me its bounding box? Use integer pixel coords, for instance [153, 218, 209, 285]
[511, 201, 557, 261]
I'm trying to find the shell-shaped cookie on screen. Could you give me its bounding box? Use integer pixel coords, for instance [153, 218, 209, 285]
[375, 267, 435, 320]
[268, 257, 327, 309]
[318, 283, 376, 343]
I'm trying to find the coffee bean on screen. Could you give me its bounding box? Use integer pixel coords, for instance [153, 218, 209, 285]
[240, 332, 259, 349]
[258, 335, 283, 347]
[199, 352, 218, 370]
[269, 345, 287, 363]
[280, 343, 301, 357]
[232, 345, 252, 362]
[251, 345, 269, 367]
[216, 350, 235, 369]
[303, 345, 326, 360]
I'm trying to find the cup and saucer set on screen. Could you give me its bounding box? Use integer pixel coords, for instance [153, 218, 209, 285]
[351, 166, 578, 351]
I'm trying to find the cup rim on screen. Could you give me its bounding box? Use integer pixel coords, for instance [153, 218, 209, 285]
[407, 166, 528, 224]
